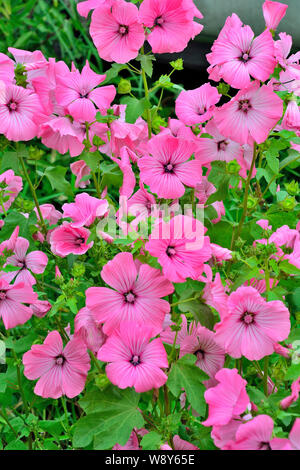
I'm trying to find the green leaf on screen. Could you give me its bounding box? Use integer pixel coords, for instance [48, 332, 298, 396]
[285, 364, 300, 381]
[81, 151, 101, 172]
[140, 431, 162, 450]
[5, 439, 27, 450]
[121, 96, 150, 124]
[0, 211, 37, 247]
[44, 166, 73, 197]
[137, 54, 155, 78]
[167, 354, 209, 416]
[0, 152, 20, 173]
[73, 387, 144, 449]
[177, 289, 214, 330]
[102, 63, 128, 84]
[279, 260, 300, 276]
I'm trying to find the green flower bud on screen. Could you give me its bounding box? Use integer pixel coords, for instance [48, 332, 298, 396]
[28, 146, 44, 161]
[118, 78, 131, 95]
[217, 82, 230, 96]
[92, 135, 105, 147]
[247, 196, 258, 210]
[170, 58, 184, 70]
[226, 159, 241, 175]
[280, 196, 296, 211]
[95, 374, 110, 390]
[71, 262, 86, 278]
[284, 180, 299, 196]
[14, 63, 28, 88]
[151, 115, 167, 133]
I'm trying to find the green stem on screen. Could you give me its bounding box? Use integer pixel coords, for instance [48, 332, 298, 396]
[231, 142, 257, 249]
[141, 47, 152, 139]
[163, 384, 170, 416]
[12, 349, 29, 416]
[19, 154, 47, 234]
[0, 408, 18, 437]
[89, 351, 103, 374]
[263, 357, 269, 396]
[262, 153, 300, 197]
[171, 296, 198, 307]
[61, 396, 71, 435]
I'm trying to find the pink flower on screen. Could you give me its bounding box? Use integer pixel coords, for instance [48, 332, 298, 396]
[262, 1, 288, 31]
[70, 160, 91, 188]
[202, 368, 250, 427]
[211, 418, 243, 449]
[113, 430, 140, 451]
[225, 415, 289, 450]
[138, 135, 202, 199]
[55, 61, 115, 122]
[202, 273, 228, 320]
[30, 300, 52, 318]
[90, 0, 145, 63]
[98, 322, 168, 393]
[175, 83, 221, 126]
[256, 219, 272, 231]
[0, 82, 44, 141]
[49, 222, 93, 257]
[111, 146, 136, 198]
[86, 252, 174, 335]
[195, 120, 242, 165]
[145, 215, 211, 283]
[0, 48, 48, 86]
[214, 286, 290, 360]
[127, 182, 157, 227]
[179, 323, 225, 388]
[280, 378, 300, 409]
[139, 0, 203, 54]
[74, 307, 106, 354]
[214, 81, 283, 145]
[77, 0, 112, 18]
[0, 226, 19, 256]
[38, 116, 85, 157]
[62, 192, 109, 228]
[207, 23, 275, 89]
[161, 435, 199, 450]
[281, 100, 300, 132]
[210, 243, 232, 262]
[3, 236, 48, 286]
[23, 331, 90, 398]
[0, 278, 37, 329]
[0, 170, 23, 213]
[289, 419, 300, 450]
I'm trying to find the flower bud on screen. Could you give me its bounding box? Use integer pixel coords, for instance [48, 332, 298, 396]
[118, 79, 131, 95]
[226, 159, 241, 175]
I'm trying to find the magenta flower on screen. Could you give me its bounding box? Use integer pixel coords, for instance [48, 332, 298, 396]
[90, 0, 145, 64]
[62, 192, 109, 228]
[138, 135, 202, 199]
[289, 419, 300, 450]
[0, 170, 23, 213]
[207, 23, 275, 89]
[145, 215, 211, 283]
[70, 160, 91, 189]
[31, 300, 52, 318]
[0, 278, 37, 329]
[77, 0, 111, 18]
[4, 236, 48, 286]
[0, 82, 44, 141]
[175, 83, 221, 126]
[161, 435, 199, 450]
[98, 322, 168, 393]
[86, 252, 174, 335]
[38, 116, 85, 157]
[55, 61, 116, 122]
[262, 1, 288, 31]
[214, 81, 283, 145]
[139, 0, 203, 54]
[202, 368, 249, 427]
[49, 222, 93, 257]
[195, 120, 242, 165]
[214, 286, 290, 360]
[23, 331, 90, 399]
[74, 307, 106, 354]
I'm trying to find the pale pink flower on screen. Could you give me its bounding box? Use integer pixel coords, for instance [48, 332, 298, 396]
[0, 226, 19, 256]
[0, 170, 22, 213]
[202, 368, 250, 427]
[38, 116, 85, 157]
[262, 1, 288, 31]
[0, 278, 37, 329]
[74, 306, 106, 354]
[38, 204, 62, 227]
[214, 286, 290, 360]
[202, 273, 228, 320]
[256, 219, 272, 231]
[3, 236, 48, 286]
[207, 23, 275, 89]
[145, 215, 211, 283]
[55, 61, 115, 122]
[195, 120, 242, 165]
[49, 222, 93, 257]
[273, 33, 300, 95]
[138, 135, 202, 199]
[179, 322, 225, 388]
[97, 322, 168, 393]
[62, 192, 108, 228]
[175, 83, 221, 126]
[70, 160, 91, 188]
[139, 0, 203, 54]
[86, 252, 173, 335]
[111, 146, 136, 198]
[161, 435, 199, 450]
[113, 430, 140, 451]
[211, 419, 243, 449]
[109, 116, 148, 160]
[90, 0, 145, 63]
[281, 100, 300, 132]
[289, 419, 300, 450]
[23, 331, 90, 398]
[225, 415, 290, 450]
[211, 200, 225, 224]
[0, 48, 48, 86]
[210, 243, 232, 263]
[77, 0, 112, 18]
[214, 81, 283, 145]
[0, 82, 44, 141]
[280, 378, 300, 410]
[127, 182, 157, 227]
[30, 300, 52, 318]
[160, 118, 197, 141]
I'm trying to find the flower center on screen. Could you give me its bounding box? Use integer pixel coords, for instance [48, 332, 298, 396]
[240, 52, 251, 63]
[7, 100, 18, 112]
[79, 88, 89, 99]
[195, 349, 205, 360]
[241, 311, 255, 324]
[166, 245, 176, 257]
[154, 16, 164, 26]
[197, 106, 207, 115]
[125, 291, 136, 303]
[130, 355, 140, 366]
[55, 354, 65, 366]
[238, 99, 252, 113]
[119, 24, 129, 35]
[217, 140, 228, 151]
[260, 442, 272, 450]
[0, 291, 6, 300]
[75, 236, 85, 245]
[164, 163, 174, 173]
